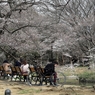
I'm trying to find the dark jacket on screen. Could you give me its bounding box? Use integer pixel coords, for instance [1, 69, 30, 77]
[14, 61, 21, 66]
[44, 63, 55, 75]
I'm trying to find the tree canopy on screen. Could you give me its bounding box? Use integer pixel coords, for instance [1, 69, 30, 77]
[0, 0, 95, 64]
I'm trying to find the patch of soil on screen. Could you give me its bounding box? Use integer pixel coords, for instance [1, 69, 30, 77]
[0, 80, 95, 95]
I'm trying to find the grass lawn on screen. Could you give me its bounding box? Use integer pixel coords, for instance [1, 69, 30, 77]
[57, 66, 95, 86]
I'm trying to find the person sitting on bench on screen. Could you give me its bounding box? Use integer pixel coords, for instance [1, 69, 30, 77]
[44, 60, 58, 85]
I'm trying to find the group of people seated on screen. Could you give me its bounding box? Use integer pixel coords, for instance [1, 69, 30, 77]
[2, 59, 30, 82]
[2, 58, 58, 86]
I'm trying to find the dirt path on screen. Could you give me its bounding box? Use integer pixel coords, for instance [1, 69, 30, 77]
[0, 80, 95, 95]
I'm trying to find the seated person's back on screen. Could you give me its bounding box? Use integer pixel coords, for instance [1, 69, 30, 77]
[44, 61, 58, 85]
[3, 60, 11, 72]
[20, 60, 30, 73]
[44, 62, 55, 75]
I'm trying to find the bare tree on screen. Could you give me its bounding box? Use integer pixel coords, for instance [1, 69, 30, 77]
[0, 0, 95, 64]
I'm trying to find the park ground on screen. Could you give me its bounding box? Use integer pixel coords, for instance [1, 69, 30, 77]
[0, 79, 95, 95]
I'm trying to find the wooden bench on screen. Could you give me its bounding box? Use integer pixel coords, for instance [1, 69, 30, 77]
[0, 65, 4, 77]
[10, 66, 22, 81]
[29, 66, 40, 84]
[10, 66, 30, 82]
[15, 66, 31, 84]
[29, 65, 54, 85]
